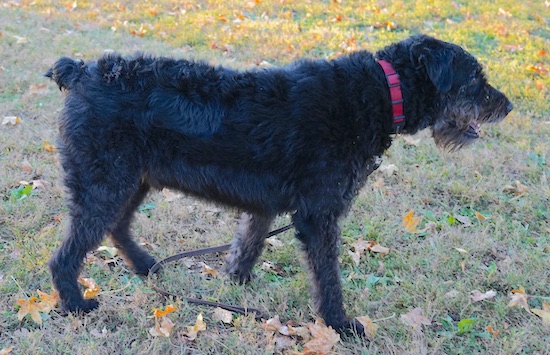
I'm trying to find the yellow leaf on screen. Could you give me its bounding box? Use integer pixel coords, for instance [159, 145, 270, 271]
[184, 313, 207, 340]
[201, 262, 219, 278]
[78, 277, 101, 299]
[43, 141, 55, 152]
[531, 302, 550, 325]
[474, 211, 487, 221]
[403, 210, 423, 233]
[356, 315, 378, 338]
[302, 320, 340, 355]
[508, 285, 530, 312]
[37, 289, 59, 313]
[16, 297, 42, 325]
[153, 304, 178, 318]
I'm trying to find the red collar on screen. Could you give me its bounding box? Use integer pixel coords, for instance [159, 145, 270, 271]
[377, 60, 405, 133]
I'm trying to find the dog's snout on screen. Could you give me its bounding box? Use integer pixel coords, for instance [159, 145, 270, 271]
[506, 102, 514, 114]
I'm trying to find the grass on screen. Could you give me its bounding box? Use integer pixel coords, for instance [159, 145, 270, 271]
[0, 0, 548, 353]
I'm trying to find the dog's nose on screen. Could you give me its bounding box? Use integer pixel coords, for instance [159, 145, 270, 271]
[506, 102, 514, 114]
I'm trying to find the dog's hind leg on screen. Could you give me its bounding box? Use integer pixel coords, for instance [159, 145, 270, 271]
[108, 182, 157, 275]
[226, 212, 275, 283]
[49, 163, 144, 313]
[293, 211, 365, 336]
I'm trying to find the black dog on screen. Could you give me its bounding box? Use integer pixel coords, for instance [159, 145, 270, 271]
[46, 35, 512, 335]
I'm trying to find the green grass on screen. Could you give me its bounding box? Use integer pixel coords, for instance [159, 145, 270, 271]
[1, 0, 549, 353]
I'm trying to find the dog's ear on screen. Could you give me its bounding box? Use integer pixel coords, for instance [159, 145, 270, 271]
[420, 49, 454, 93]
[412, 36, 454, 93]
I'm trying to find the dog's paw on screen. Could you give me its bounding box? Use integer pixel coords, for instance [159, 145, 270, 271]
[131, 255, 158, 276]
[226, 266, 253, 284]
[334, 318, 366, 338]
[60, 298, 100, 315]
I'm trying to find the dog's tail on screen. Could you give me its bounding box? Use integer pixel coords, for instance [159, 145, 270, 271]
[45, 58, 85, 90]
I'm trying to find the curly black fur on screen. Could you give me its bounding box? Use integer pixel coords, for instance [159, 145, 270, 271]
[45, 35, 512, 336]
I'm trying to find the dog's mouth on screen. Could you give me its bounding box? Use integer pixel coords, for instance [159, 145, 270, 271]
[465, 121, 481, 139]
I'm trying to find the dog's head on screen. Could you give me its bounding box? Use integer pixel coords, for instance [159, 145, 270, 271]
[408, 35, 513, 149]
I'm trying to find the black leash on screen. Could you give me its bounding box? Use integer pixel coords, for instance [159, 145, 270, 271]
[147, 223, 294, 319]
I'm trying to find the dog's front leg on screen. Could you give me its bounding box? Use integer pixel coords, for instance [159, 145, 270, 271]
[293, 212, 364, 336]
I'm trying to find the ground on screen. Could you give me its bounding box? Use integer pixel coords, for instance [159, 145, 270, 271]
[0, 1, 548, 354]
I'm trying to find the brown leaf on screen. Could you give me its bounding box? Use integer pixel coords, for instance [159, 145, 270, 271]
[356, 315, 378, 338]
[531, 302, 550, 325]
[400, 308, 431, 332]
[0, 346, 14, 355]
[508, 285, 530, 312]
[402, 135, 421, 146]
[470, 290, 497, 303]
[184, 313, 207, 340]
[302, 320, 340, 355]
[149, 316, 175, 337]
[213, 307, 233, 324]
[486, 325, 499, 337]
[162, 188, 182, 201]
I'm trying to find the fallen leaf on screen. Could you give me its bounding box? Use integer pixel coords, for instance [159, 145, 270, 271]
[153, 304, 178, 318]
[302, 320, 340, 355]
[508, 285, 530, 312]
[43, 141, 55, 152]
[37, 290, 59, 313]
[97, 245, 118, 258]
[78, 277, 101, 299]
[27, 83, 47, 96]
[266, 236, 283, 248]
[0, 346, 14, 355]
[149, 316, 175, 337]
[455, 215, 471, 226]
[403, 210, 423, 233]
[486, 325, 499, 337]
[213, 307, 233, 324]
[380, 164, 398, 176]
[531, 302, 550, 325]
[454, 247, 468, 254]
[356, 315, 378, 338]
[201, 262, 219, 278]
[162, 188, 182, 201]
[400, 308, 431, 332]
[184, 313, 207, 340]
[16, 297, 42, 325]
[90, 327, 108, 337]
[503, 180, 528, 195]
[21, 160, 32, 172]
[470, 290, 497, 303]
[402, 135, 420, 146]
[369, 242, 391, 256]
[474, 211, 487, 221]
[13, 35, 29, 44]
[2, 116, 21, 125]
